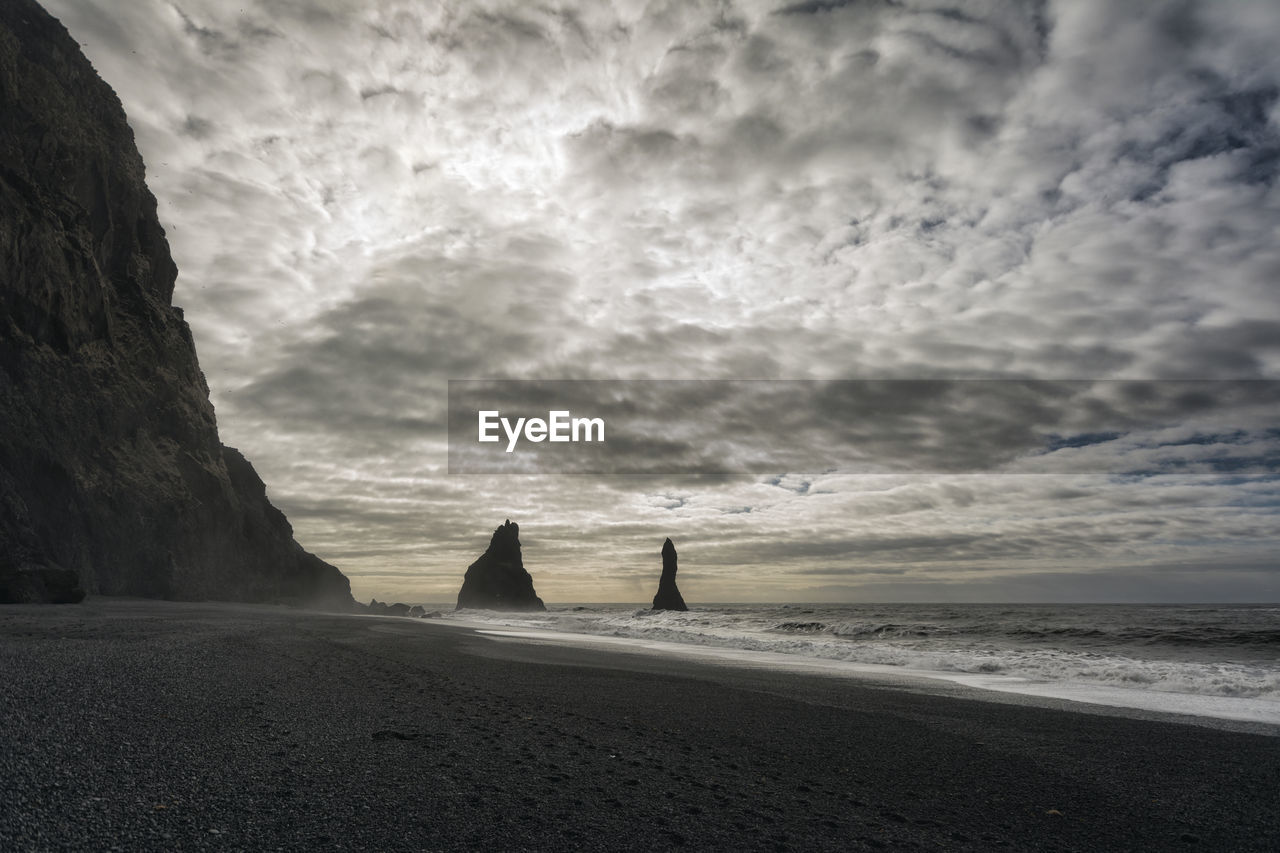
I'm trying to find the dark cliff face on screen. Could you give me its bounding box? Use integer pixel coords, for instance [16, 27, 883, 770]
[456, 520, 545, 611]
[651, 538, 688, 611]
[0, 0, 352, 608]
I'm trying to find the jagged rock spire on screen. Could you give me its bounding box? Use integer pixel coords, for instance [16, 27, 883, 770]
[455, 520, 545, 611]
[651, 538, 688, 611]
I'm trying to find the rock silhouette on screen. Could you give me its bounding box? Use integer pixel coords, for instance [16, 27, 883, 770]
[367, 599, 414, 616]
[456, 520, 545, 611]
[0, 1, 351, 607]
[651, 538, 688, 611]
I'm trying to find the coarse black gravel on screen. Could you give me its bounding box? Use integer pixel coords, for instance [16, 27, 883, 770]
[2, 599, 1278, 852]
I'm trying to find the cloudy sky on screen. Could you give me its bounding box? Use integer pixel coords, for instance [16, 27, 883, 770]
[47, 0, 1280, 603]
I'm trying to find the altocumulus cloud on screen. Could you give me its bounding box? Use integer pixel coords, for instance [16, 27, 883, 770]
[43, 0, 1280, 602]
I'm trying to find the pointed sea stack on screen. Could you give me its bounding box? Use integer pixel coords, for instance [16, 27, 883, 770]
[456, 520, 545, 611]
[651, 538, 688, 611]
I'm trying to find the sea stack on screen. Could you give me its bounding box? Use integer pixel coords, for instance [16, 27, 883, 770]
[651, 538, 688, 611]
[456, 520, 546, 611]
[0, 1, 351, 608]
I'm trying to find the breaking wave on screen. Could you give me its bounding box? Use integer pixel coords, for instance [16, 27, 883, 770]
[440, 603, 1280, 703]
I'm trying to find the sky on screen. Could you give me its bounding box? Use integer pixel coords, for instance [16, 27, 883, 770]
[45, 0, 1280, 603]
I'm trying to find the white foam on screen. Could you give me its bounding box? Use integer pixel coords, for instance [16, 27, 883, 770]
[467, 624, 1280, 726]
[443, 608, 1280, 702]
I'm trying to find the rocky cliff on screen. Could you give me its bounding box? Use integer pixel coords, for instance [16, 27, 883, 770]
[0, 0, 352, 607]
[456, 520, 545, 611]
[651, 538, 688, 611]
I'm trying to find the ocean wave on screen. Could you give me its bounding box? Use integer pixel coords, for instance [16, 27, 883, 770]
[771, 621, 828, 633]
[441, 604, 1280, 701]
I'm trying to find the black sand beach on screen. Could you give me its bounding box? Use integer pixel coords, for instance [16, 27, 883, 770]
[2, 601, 1278, 852]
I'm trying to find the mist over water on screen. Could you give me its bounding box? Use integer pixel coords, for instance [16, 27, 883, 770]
[443, 603, 1280, 704]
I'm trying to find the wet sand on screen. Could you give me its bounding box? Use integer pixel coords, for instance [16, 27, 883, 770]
[2, 599, 1278, 851]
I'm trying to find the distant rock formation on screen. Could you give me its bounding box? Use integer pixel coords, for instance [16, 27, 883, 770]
[651, 538, 688, 611]
[366, 599, 417, 616]
[456, 520, 545, 611]
[0, 1, 351, 608]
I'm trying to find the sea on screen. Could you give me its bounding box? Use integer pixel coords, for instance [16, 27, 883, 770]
[435, 603, 1280, 726]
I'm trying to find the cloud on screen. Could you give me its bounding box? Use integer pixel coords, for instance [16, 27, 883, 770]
[42, 0, 1280, 601]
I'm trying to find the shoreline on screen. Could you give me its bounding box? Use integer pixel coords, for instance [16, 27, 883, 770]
[4, 598, 1280, 851]
[462, 624, 1280, 734]
[402, 607, 1280, 734]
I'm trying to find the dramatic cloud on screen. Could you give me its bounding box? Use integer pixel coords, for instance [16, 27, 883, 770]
[45, 0, 1280, 601]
